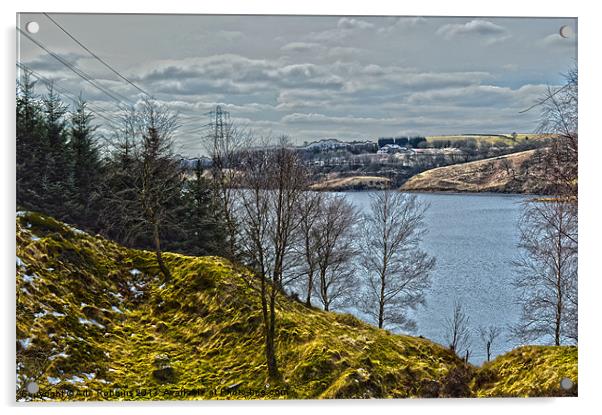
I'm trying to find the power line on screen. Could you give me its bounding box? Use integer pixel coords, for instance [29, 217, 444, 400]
[42, 13, 153, 99]
[18, 28, 132, 105]
[17, 62, 119, 125]
[17, 62, 119, 123]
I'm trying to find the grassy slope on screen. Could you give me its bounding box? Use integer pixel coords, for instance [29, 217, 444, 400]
[16, 212, 577, 400]
[473, 346, 578, 397]
[401, 150, 548, 194]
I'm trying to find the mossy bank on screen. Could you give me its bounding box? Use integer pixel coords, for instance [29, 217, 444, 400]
[16, 211, 577, 400]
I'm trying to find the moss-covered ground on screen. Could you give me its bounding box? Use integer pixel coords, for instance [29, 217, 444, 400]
[472, 346, 577, 397]
[15, 211, 577, 400]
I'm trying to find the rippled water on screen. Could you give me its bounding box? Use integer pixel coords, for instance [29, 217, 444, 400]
[339, 191, 532, 364]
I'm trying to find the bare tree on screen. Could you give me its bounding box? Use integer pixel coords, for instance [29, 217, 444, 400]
[524, 66, 578, 198]
[295, 191, 324, 306]
[445, 301, 471, 359]
[360, 190, 435, 330]
[478, 325, 502, 362]
[237, 139, 308, 380]
[313, 195, 359, 311]
[204, 106, 252, 259]
[512, 199, 578, 346]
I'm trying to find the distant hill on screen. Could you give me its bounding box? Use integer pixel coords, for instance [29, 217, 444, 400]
[310, 176, 391, 191]
[401, 149, 553, 194]
[16, 211, 576, 400]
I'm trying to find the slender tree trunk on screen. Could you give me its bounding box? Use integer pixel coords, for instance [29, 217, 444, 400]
[378, 271, 386, 329]
[153, 222, 171, 280]
[555, 229, 563, 346]
[320, 269, 330, 311]
[266, 284, 280, 380]
[305, 269, 314, 307]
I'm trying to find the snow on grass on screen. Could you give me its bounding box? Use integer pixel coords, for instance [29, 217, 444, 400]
[129, 268, 142, 276]
[111, 306, 123, 314]
[66, 375, 85, 384]
[18, 338, 32, 349]
[47, 377, 61, 385]
[33, 310, 48, 319]
[16, 256, 25, 268]
[127, 281, 145, 299]
[78, 318, 105, 329]
[49, 352, 69, 361]
[22, 273, 38, 284]
[65, 224, 86, 235]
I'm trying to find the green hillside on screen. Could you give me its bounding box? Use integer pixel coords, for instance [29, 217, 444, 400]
[15, 211, 577, 400]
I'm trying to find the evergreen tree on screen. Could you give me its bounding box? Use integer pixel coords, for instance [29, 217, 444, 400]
[99, 107, 141, 245]
[70, 96, 101, 226]
[16, 71, 45, 208]
[40, 85, 73, 218]
[178, 160, 227, 256]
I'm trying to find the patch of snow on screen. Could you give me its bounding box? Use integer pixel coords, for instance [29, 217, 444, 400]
[51, 311, 65, 317]
[82, 372, 96, 380]
[49, 352, 69, 361]
[111, 306, 123, 314]
[47, 267, 55, 272]
[16, 211, 28, 218]
[47, 376, 61, 385]
[16, 256, 25, 268]
[66, 375, 85, 384]
[20, 287, 31, 295]
[30, 235, 40, 241]
[78, 318, 105, 329]
[33, 310, 48, 319]
[65, 224, 86, 235]
[19, 338, 32, 349]
[129, 268, 142, 276]
[22, 273, 38, 284]
[127, 282, 144, 299]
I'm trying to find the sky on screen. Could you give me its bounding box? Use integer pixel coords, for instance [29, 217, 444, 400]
[17, 13, 577, 156]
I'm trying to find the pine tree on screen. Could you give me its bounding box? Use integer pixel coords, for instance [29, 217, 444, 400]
[99, 107, 140, 245]
[16, 71, 45, 208]
[41, 85, 72, 218]
[178, 160, 227, 256]
[70, 97, 101, 226]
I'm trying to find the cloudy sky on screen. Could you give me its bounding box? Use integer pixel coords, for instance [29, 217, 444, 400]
[17, 13, 576, 155]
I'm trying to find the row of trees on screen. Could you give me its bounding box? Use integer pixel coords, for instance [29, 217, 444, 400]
[17, 72, 228, 276]
[207, 120, 436, 378]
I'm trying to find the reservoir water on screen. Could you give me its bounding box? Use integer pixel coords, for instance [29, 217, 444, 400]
[339, 191, 533, 364]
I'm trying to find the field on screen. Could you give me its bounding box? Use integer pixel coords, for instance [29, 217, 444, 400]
[425, 134, 551, 146]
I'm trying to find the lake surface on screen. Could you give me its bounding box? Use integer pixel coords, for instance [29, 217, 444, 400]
[338, 191, 532, 364]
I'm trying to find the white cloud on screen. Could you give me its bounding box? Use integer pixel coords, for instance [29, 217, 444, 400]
[337, 17, 374, 30]
[540, 33, 576, 49]
[436, 19, 510, 43]
[280, 42, 322, 53]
